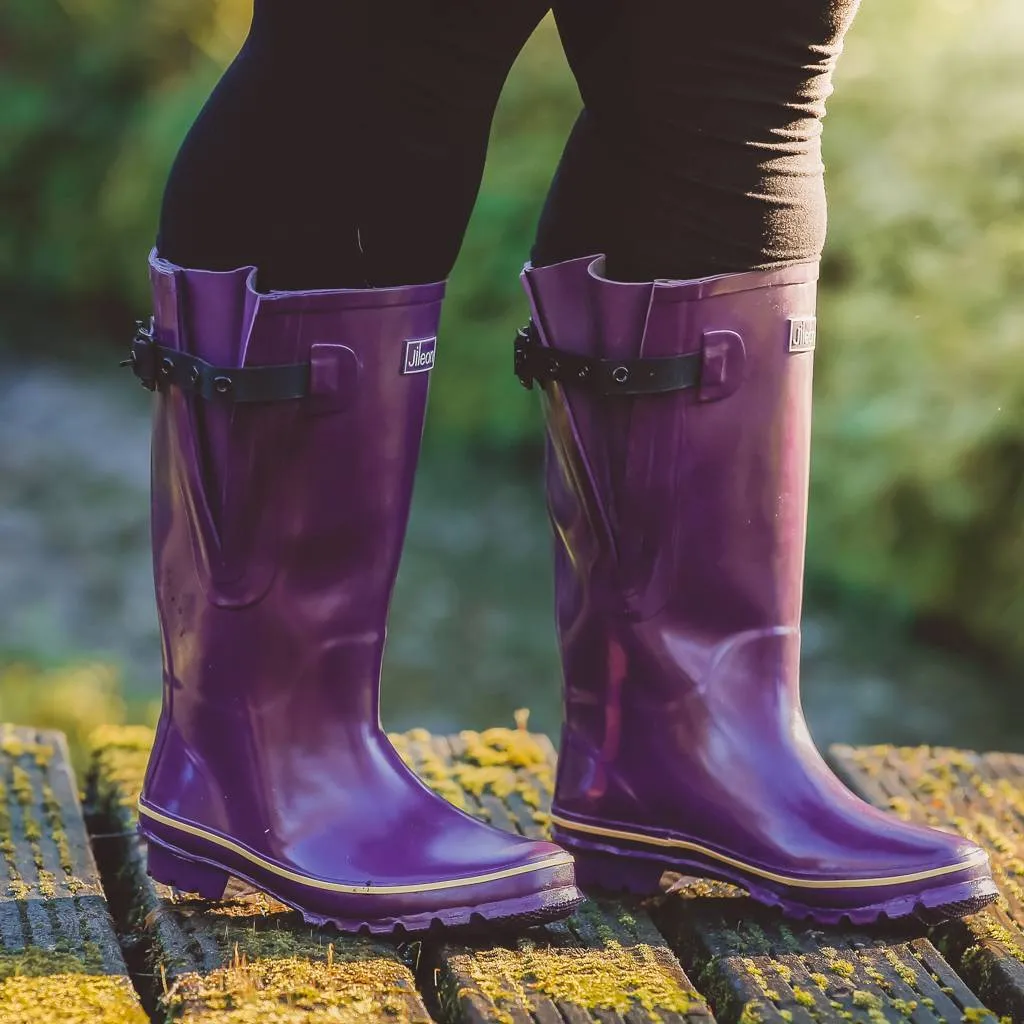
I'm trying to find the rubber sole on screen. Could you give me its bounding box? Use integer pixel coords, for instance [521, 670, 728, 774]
[146, 837, 584, 937]
[569, 845, 999, 927]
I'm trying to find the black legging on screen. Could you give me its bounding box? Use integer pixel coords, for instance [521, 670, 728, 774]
[157, 0, 861, 290]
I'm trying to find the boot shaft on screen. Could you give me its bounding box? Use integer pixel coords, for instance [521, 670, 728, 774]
[132, 262, 583, 934]
[523, 255, 818, 638]
[148, 253, 444, 711]
[523, 256, 819, 827]
[522, 260, 996, 929]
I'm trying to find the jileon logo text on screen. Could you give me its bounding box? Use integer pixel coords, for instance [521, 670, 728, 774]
[788, 318, 817, 353]
[403, 337, 437, 374]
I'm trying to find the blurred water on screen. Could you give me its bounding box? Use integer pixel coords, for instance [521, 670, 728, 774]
[1, 352, 1019, 752]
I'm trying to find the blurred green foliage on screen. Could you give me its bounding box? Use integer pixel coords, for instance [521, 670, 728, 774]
[812, 0, 1024, 660]
[0, 1, 1021, 661]
[0, 659, 156, 772]
[0, 0, 241, 302]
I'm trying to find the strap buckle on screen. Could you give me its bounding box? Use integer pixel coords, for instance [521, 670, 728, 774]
[514, 325, 538, 390]
[120, 316, 310, 403]
[120, 318, 159, 391]
[515, 323, 597, 391]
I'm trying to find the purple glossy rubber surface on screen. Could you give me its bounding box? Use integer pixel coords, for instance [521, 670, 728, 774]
[522, 255, 994, 921]
[139, 252, 579, 931]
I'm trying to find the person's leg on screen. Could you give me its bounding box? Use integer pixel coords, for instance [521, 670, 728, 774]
[535, 0, 860, 279]
[158, 0, 548, 290]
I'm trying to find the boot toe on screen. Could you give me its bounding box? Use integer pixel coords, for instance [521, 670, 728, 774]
[298, 806, 581, 932]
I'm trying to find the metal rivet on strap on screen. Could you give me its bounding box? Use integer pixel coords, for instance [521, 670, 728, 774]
[190, 366, 201, 387]
[159, 357, 175, 379]
[213, 375, 233, 395]
[611, 365, 630, 384]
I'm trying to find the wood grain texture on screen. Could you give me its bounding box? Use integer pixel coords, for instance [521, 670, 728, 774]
[0, 723, 146, 1024]
[833, 743, 1024, 1023]
[653, 884, 998, 1024]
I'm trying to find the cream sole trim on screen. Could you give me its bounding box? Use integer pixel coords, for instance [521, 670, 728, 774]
[139, 800, 572, 895]
[550, 813, 987, 890]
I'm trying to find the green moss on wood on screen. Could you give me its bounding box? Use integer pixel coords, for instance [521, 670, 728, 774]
[0, 726, 150, 1023]
[22, 810, 42, 844]
[165, 942, 422, 1023]
[0, 974, 146, 1024]
[0, 946, 146, 1024]
[741, 957, 779, 1000]
[40, 782, 75, 878]
[7, 878, 29, 900]
[852, 989, 882, 1010]
[0, 944, 103, 980]
[0, 733, 54, 768]
[792, 985, 815, 1007]
[453, 939, 701, 1022]
[10, 765, 33, 806]
[389, 730, 468, 811]
[390, 720, 556, 823]
[881, 948, 920, 989]
[87, 724, 154, 824]
[966, 917, 1024, 962]
[2, 727, 87, 897]
[822, 950, 856, 980]
[736, 1000, 768, 1024]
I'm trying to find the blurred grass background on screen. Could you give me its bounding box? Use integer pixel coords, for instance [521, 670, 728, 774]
[1, 0, 1021, 755]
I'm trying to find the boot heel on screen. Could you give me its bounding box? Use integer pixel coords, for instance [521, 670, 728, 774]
[572, 849, 666, 896]
[147, 842, 229, 900]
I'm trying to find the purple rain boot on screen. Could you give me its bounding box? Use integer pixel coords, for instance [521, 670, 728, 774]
[516, 255, 998, 926]
[126, 250, 581, 936]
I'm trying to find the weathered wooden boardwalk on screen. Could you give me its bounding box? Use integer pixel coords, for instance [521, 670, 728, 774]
[2, 721, 1023, 1023]
[0, 725, 146, 1023]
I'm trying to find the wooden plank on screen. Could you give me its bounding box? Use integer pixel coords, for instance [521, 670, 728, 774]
[833, 743, 1024, 1023]
[86, 725, 432, 1023]
[0, 723, 146, 1024]
[652, 880, 1003, 1024]
[392, 724, 713, 1024]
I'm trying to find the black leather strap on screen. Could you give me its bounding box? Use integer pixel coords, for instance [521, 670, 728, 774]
[514, 323, 701, 396]
[122, 321, 308, 403]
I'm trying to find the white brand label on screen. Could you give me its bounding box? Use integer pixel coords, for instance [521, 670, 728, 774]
[402, 337, 437, 374]
[788, 317, 817, 353]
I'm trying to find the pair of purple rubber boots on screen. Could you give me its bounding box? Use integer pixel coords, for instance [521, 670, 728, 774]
[129, 249, 997, 935]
